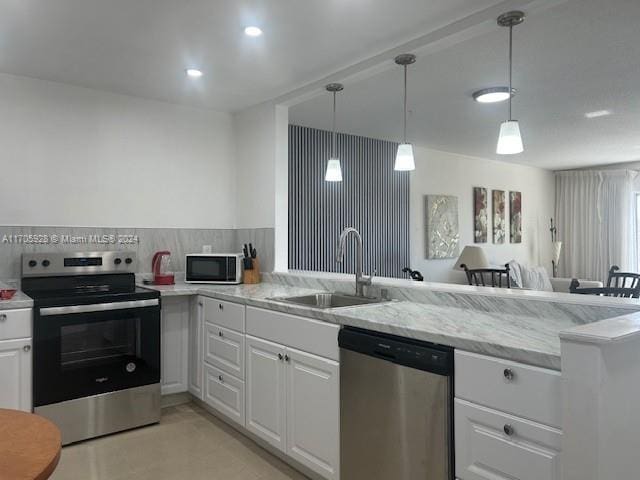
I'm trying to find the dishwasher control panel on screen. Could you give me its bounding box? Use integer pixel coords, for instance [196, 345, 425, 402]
[338, 326, 453, 375]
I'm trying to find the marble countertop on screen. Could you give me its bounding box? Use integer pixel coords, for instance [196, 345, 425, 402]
[0, 291, 34, 310]
[6, 276, 633, 369]
[143, 281, 581, 370]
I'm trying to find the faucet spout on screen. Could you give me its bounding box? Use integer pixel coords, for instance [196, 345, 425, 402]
[336, 227, 373, 297]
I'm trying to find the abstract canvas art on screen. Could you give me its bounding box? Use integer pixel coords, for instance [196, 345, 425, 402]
[510, 191, 522, 243]
[492, 190, 506, 244]
[425, 195, 460, 259]
[473, 187, 488, 243]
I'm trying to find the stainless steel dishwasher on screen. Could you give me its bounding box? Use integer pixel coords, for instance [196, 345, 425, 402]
[339, 327, 454, 480]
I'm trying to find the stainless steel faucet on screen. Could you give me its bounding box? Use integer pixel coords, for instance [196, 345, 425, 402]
[336, 227, 374, 297]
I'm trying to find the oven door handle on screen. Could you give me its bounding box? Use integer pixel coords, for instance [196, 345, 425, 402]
[39, 299, 159, 316]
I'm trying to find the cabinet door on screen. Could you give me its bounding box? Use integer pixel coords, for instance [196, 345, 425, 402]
[455, 399, 562, 480]
[188, 298, 204, 399]
[161, 297, 189, 395]
[285, 346, 339, 480]
[204, 363, 245, 426]
[204, 323, 245, 379]
[245, 335, 286, 451]
[0, 338, 32, 411]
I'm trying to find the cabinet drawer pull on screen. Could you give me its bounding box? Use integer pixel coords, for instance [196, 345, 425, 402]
[218, 375, 223, 382]
[218, 303, 224, 311]
[284, 354, 290, 363]
[503, 424, 515, 436]
[23, 345, 31, 352]
[503, 368, 515, 381]
[218, 331, 223, 337]
[278, 353, 283, 361]
[0, 314, 6, 322]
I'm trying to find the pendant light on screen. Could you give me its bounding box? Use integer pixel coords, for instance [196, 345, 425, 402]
[496, 11, 525, 155]
[325, 83, 344, 182]
[394, 54, 416, 171]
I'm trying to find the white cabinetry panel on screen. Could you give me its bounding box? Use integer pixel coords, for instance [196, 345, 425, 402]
[161, 297, 189, 395]
[245, 335, 286, 451]
[0, 338, 32, 411]
[455, 399, 562, 480]
[286, 346, 339, 480]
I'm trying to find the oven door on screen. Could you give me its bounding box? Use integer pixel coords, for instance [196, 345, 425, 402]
[185, 255, 237, 283]
[33, 299, 160, 407]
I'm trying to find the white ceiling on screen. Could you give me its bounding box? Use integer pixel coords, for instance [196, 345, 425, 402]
[0, 0, 504, 112]
[289, 0, 640, 170]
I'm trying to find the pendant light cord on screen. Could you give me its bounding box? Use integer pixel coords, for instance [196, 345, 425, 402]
[508, 25, 513, 121]
[403, 64, 408, 143]
[332, 91, 337, 158]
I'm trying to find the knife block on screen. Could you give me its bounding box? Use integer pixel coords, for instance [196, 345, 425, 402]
[244, 258, 261, 284]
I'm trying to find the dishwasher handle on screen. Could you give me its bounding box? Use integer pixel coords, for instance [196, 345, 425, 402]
[339, 327, 453, 376]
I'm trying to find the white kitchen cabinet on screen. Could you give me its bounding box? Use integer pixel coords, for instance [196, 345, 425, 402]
[455, 399, 562, 480]
[204, 322, 245, 379]
[286, 346, 339, 480]
[246, 335, 287, 451]
[204, 362, 245, 426]
[160, 297, 189, 395]
[455, 350, 562, 428]
[245, 322, 340, 480]
[188, 298, 204, 400]
[0, 338, 32, 411]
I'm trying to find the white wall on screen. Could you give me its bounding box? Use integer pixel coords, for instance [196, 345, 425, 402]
[0, 73, 236, 229]
[233, 101, 289, 270]
[410, 147, 555, 283]
[233, 102, 277, 229]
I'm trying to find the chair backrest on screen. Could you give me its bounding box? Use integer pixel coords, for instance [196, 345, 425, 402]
[607, 266, 640, 290]
[462, 263, 511, 288]
[569, 278, 640, 298]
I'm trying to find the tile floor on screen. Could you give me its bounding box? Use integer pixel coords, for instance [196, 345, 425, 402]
[50, 403, 308, 480]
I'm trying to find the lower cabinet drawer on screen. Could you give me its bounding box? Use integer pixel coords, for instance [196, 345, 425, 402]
[203, 363, 245, 427]
[455, 399, 562, 480]
[204, 322, 245, 379]
[0, 309, 32, 341]
[455, 350, 562, 428]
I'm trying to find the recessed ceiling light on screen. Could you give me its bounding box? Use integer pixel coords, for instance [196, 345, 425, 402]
[185, 68, 203, 78]
[584, 110, 612, 119]
[472, 87, 515, 103]
[244, 26, 263, 37]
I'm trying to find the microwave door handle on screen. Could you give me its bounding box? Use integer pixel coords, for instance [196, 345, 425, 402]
[40, 299, 159, 316]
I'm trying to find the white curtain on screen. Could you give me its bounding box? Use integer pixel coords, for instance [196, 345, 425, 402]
[555, 169, 637, 283]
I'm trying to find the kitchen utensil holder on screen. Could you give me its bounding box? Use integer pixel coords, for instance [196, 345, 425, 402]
[244, 258, 261, 284]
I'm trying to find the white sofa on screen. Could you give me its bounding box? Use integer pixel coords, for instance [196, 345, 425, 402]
[508, 261, 603, 293]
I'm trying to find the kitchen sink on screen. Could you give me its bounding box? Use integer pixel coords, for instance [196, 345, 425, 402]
[270, 293, 388, 309]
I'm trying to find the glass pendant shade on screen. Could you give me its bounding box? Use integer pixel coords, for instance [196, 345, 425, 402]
[325, 158, 343, 182]
[496, 120, 524, 155]
[394, 143, 415, 171]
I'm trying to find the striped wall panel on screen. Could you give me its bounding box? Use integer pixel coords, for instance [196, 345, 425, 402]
[288, 124, 410, 278]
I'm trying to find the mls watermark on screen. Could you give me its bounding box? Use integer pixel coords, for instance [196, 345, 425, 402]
[1, 234, 139, 245]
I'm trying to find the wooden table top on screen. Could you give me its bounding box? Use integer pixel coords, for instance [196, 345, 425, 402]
[0, 409, 61, 480]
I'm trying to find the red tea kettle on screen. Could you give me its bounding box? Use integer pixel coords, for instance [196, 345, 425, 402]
[152, 251, 175, 285]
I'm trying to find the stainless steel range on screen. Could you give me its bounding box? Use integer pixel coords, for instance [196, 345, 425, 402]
[22, 251, 161, 445]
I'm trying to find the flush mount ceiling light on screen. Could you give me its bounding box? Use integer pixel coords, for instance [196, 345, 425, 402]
[394, 53, 417, 171]
[325, 83, 344, 182]
[244, 26, 263, 37]
[584, 110, 612, 119]
[473, 87, 515, 103]
[185, 68, 203, 78]
[496, 11, 525, 155]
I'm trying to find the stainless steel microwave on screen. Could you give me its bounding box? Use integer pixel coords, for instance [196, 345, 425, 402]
[185, 253, 243, 284]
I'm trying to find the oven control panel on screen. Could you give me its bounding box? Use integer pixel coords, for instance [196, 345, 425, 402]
[22, 251, 137, 277]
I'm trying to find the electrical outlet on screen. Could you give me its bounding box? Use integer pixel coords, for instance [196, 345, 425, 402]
[202, 245, 212, 254]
